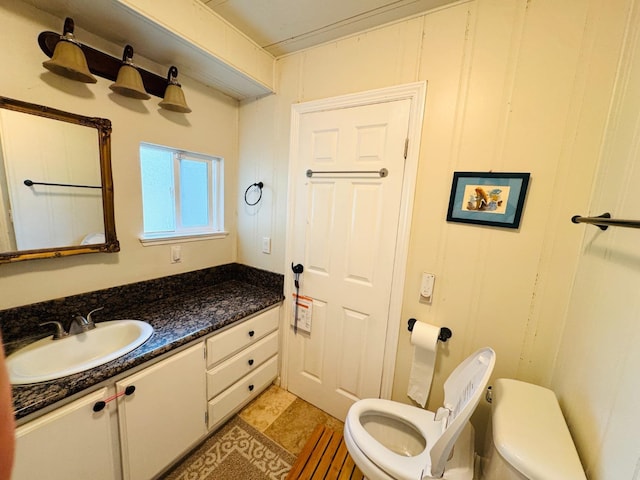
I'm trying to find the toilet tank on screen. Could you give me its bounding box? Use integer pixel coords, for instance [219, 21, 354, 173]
[482, 379, 586, 480]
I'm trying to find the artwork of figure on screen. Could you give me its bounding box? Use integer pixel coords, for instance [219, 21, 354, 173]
[465, 186, 506, 213]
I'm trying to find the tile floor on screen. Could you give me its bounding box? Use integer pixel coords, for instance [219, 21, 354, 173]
[162, 384, 344, 478]
[238, 384, 344, 456]
[162, 384, 344, 477]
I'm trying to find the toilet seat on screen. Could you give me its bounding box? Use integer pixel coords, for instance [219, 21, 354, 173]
[345, 347, 496, 480]
[345, 398, 443, 479]
[344, 423, 396, 480]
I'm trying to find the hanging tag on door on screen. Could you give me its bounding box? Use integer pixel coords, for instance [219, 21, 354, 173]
[291, 293, 312, 333]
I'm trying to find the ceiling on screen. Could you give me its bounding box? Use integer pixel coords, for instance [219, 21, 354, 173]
[201, 0, 461, 57]
[17, 0, 461, 98]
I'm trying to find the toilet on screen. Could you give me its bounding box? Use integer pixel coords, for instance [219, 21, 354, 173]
[344, 347, 495, 479]
[481, 378, 586, 479]
[344, 351, 587, 480]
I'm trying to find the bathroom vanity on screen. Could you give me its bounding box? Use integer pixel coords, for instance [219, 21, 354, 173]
[2, 264, 283, 480]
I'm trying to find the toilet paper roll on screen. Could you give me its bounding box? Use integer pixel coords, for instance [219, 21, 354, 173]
[407, 322, 440, 408]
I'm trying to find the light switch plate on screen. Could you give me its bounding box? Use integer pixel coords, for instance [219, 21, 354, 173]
[171, 245, 181, 263]
[420, 272, 435, 302]
[262, 237, 271, 254]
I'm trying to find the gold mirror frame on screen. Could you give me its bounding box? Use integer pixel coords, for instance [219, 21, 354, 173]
[0, 97, 119, 264]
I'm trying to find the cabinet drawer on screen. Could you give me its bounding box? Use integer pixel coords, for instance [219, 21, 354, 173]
[207, 356, 278, 429]
[207, 331, 278, 400]
[206, 306, 279, 368]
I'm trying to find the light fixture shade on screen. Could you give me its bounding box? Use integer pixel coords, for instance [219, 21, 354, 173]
[110, 64, 150, 99]
[159, 84, 192, 113]
[159, 66, 191, 113]
[43, 38, 97, 83]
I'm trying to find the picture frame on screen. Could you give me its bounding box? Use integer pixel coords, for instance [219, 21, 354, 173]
[446, 172, 530, 229]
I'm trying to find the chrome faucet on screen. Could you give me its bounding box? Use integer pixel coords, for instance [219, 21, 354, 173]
[68, 307, 104, 335]
[39, 321, 69, 340]
[39, 307, 105, 339]
[69, 315, 93, 334]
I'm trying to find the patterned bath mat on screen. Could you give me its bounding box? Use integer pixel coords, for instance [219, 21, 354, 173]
[162, 416, 296, 480]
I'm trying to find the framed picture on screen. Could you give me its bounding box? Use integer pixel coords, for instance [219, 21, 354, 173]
[446, 172, 530, 229]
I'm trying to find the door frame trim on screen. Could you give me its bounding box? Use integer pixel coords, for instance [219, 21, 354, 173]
[282, 81, 427, 400]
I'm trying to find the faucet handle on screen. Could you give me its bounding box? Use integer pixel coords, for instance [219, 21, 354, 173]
[86, 307, 104, 324]
[39, 321, 69, 340]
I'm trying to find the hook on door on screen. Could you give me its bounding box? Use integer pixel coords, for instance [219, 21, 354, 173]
[291, 263, 303, 287]
[291, 263, 304, 333]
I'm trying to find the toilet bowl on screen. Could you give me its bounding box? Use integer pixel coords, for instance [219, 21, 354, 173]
[344, 347, 496, 479]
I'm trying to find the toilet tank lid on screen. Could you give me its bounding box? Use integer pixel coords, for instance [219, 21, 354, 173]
[492, 379, 586, 480]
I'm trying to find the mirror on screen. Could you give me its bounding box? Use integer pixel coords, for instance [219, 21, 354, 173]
[0, 96, 119, 263]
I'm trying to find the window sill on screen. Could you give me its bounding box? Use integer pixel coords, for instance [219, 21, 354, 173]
[139, 231, 229, 246]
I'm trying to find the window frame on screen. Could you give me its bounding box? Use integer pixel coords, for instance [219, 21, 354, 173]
[138, 143, 226, 245]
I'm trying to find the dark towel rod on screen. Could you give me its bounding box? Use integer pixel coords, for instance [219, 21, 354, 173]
[24, 179, 102, 189]
[407, 318, 452, 343]
[571, 212, 640, 231]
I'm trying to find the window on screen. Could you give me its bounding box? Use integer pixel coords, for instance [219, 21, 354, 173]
[139, 143, 224, 243]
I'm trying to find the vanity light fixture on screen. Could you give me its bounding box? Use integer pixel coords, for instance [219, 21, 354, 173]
[42, 17, 96, 83]
[38, 18, 191, 113]
[159, 66, 192, 113]
[109, 45, 150, 100]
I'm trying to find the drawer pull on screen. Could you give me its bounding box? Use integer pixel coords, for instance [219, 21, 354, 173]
[248, 330, 255, 337]
[248, 359, 254, 366]
[248, 384, 254, 392]
[93, 385, 136, 412]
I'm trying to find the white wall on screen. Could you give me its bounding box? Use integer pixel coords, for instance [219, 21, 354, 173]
[552, 0, 640, 477]
[0, 0, 239, 310]
[236, 0, 634, 469]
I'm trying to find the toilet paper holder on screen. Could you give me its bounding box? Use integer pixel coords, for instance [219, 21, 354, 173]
[407, 318, 452, 343]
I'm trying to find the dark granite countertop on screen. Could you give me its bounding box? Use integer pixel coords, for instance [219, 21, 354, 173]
[4, 266, 284, 421]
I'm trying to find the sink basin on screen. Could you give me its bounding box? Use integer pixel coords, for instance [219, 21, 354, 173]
[6, 320, 153, 385]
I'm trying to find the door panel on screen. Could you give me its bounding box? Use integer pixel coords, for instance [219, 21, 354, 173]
[347, 183, 383, 282]
[307, 182, 335, 273]
[301, 297, 327, 382]
[336, 307, 369, 398]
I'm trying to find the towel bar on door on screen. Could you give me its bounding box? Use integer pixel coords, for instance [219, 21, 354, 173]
[305, 168, 388, 178]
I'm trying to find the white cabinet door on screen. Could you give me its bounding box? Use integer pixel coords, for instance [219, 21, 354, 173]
[12, 387, 119, 480]
[117, 343, 206, 480]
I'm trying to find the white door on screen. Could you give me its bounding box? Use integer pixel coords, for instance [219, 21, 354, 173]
[286, 97, 412, 420]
